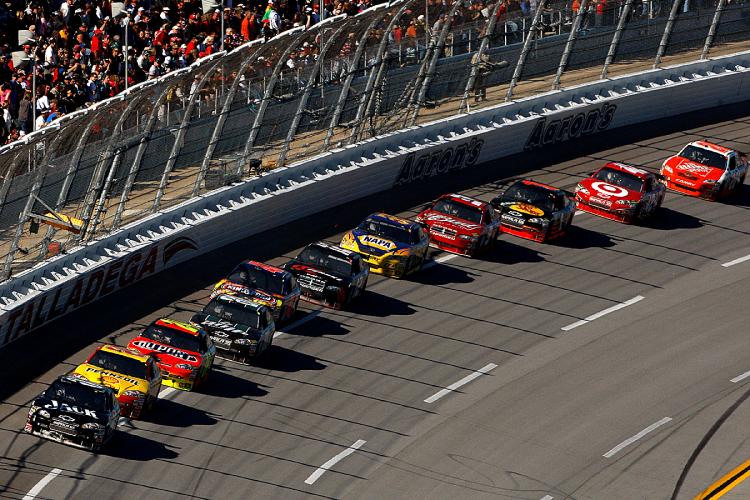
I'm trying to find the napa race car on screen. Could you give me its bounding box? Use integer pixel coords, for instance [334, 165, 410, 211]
[491, 180, 575, 242]
[340, 212, 429, 278]
[72, 344, 162, 419]
[128, 319, 216, 392]
[283, 241, 369, 309]
[660, 140, 748, 201]
[211, 260, 300, 324]
[416, 193, 500, 256]
[575, 162, 665, 223]
[25, 375, 120, 452]
[191, 294, 275, 364]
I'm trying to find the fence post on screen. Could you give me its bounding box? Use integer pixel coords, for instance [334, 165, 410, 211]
[323, 8, 390, 150]
[278, 23, 349, 167]
[552, 0, 589, 90]
[152, 59, 224, 213]
[506, 2, 547, 101]
[349, 0, 417, 144]
[654, 0, 686, 68]
[701, 0, 726, 60]
[601, 0, 634, 79]
[459, 0, 507, 113]
[408, 0, 464, 126]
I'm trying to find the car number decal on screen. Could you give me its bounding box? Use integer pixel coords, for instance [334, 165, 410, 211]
[508, 203, 543, 216]
[590, 182, 629, 198]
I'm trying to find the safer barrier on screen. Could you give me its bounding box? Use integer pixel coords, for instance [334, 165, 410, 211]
[0, 51, 748, 346]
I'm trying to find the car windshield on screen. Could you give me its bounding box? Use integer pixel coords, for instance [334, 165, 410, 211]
[360, 218, 411, 243]
[227, 265, 285, 295]
[297, 245, 352, 276]
[501, 183, 555, 212]
[430, 199, 483, 223]
[203, 299, 262, 330]
[593, 167, 644, 192]
[679, 145, 727, 169]
[46, 380, 108, 412]
[87, 349, 147, 379]
[142, 324, 200, 352]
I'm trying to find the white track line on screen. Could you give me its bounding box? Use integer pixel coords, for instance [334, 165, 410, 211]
[23, 468, 62, 500]
[304, 439, 367, 485]
[423, 253, 459, 269]
[602, 417, 672, 458]
[722, 254, 750, 268]
[561, 295, 644, 332]
[424, 363, 498, 403]
[540, 496, 554, 500]
[730, 370, 750, 383]
[575, 210, 585, 215]
[275, 311, 321, 338]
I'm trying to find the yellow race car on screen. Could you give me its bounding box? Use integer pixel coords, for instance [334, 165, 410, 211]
[72, 344, 162, 419]
[340, 212, 429, 278]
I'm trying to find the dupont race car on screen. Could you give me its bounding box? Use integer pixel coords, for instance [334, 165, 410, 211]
[575, 162, 666, 223]
[72, 344, 162, 419]
[212, 260, 300, 323]
[416, 193, 500, 256]
[191, 294, 276, 364]
[25, 375, 120, 452]
[340, 213, 429, 278]
[491, 180, 575, 243]
[128, 319, 216, 392]
[283, 241, 369, 309]
[660, 140, 748, 201]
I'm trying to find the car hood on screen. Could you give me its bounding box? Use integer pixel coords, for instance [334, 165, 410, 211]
[212, 280, 281, 308]
[34, 396, 106, 422]
[417, 211, 482, 233]
[498, 201, 549, 219]
[578, 178, 643, 202]
[73, 364, 148, 396]
[663, 155, 723, 181]
[352, 231, 407, 256]
[128, 338, 202, 368]
[192, 314, 263, 340]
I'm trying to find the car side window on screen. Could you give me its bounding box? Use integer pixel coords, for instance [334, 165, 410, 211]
[351, 258, 361, 275]
[728, 155, 736, 171]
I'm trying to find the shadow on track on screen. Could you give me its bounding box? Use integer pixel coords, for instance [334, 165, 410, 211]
[107, 431, 179, 461]
[253, 345, 326, 373]
[348, 291, 418, 317]
[143, 398, 218, 428]
[480, 240, 546, 265]
[643, 206, 703, 230]
[201, 366, 270, 398]
[551, 225, 616, 250]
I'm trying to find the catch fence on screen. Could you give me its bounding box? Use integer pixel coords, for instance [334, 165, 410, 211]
[0, 0, 748, 281]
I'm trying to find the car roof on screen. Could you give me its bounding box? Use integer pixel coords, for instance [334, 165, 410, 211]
[309, 241, 356, 258]
[98, 344, 151, 363]
[439, 193, 488, 209]
[515, 179, 560, 192]
[210, 293, 266, 311]
[690, 140, 733, 156]
[600, 162, 650, 179]
[241, 260, 288, 276]
[151, 318, 201, 337]
[366, 212, 415, 228]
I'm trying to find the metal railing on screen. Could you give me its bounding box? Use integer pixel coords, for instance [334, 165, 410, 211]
[0, 0, 748, 281]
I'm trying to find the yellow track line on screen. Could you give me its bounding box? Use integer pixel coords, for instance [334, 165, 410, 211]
[695, 458, 750, 500]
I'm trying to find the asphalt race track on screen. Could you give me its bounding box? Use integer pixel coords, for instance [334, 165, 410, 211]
[2, 103, 750, 500]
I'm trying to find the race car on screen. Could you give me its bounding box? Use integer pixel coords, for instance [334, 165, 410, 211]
[660, 140, 748, 201]
[128, 318, 216, 392]
[340, 212, 429, 278]
[283, 241, 369, 309]
[211, 260, 301, 323]
[25, 375, 120, 452]
[72, 344, 162, 419]
[415, 193, 500, 256]
[191, 294, 276, 364]
[491, 179, 575, 242]
[575, 162, 665, 223]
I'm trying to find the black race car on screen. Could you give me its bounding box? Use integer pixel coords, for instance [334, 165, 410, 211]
[191, 294, 276, 364]
[491, 179, 576, 243]
[25, 375, 120, 452]
[283, 241, 369, 310]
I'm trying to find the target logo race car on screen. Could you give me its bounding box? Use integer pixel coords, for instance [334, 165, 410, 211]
[128, 319, 216, 392]
[191, 294, 276, 364]
[415, 193, 500, 257]
[340, 213, 429, 278]
[491, 180, 575, 242]
[72, 344, 162, 419]
[660, 140, 748, 201]
[575, 162, 665, 223]
[283, 241, 369, 309]
[212, 260, 300, 323]
[25, 375, 120, 452]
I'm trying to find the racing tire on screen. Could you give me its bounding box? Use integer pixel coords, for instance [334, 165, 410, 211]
[735, 174, 746, 194]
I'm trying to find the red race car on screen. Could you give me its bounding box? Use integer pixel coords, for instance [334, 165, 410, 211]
[660, 140, 748, 201]
[416, 193, 500, 257]
[128, 319, 216, 392]
[575, 162, 665, 223]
